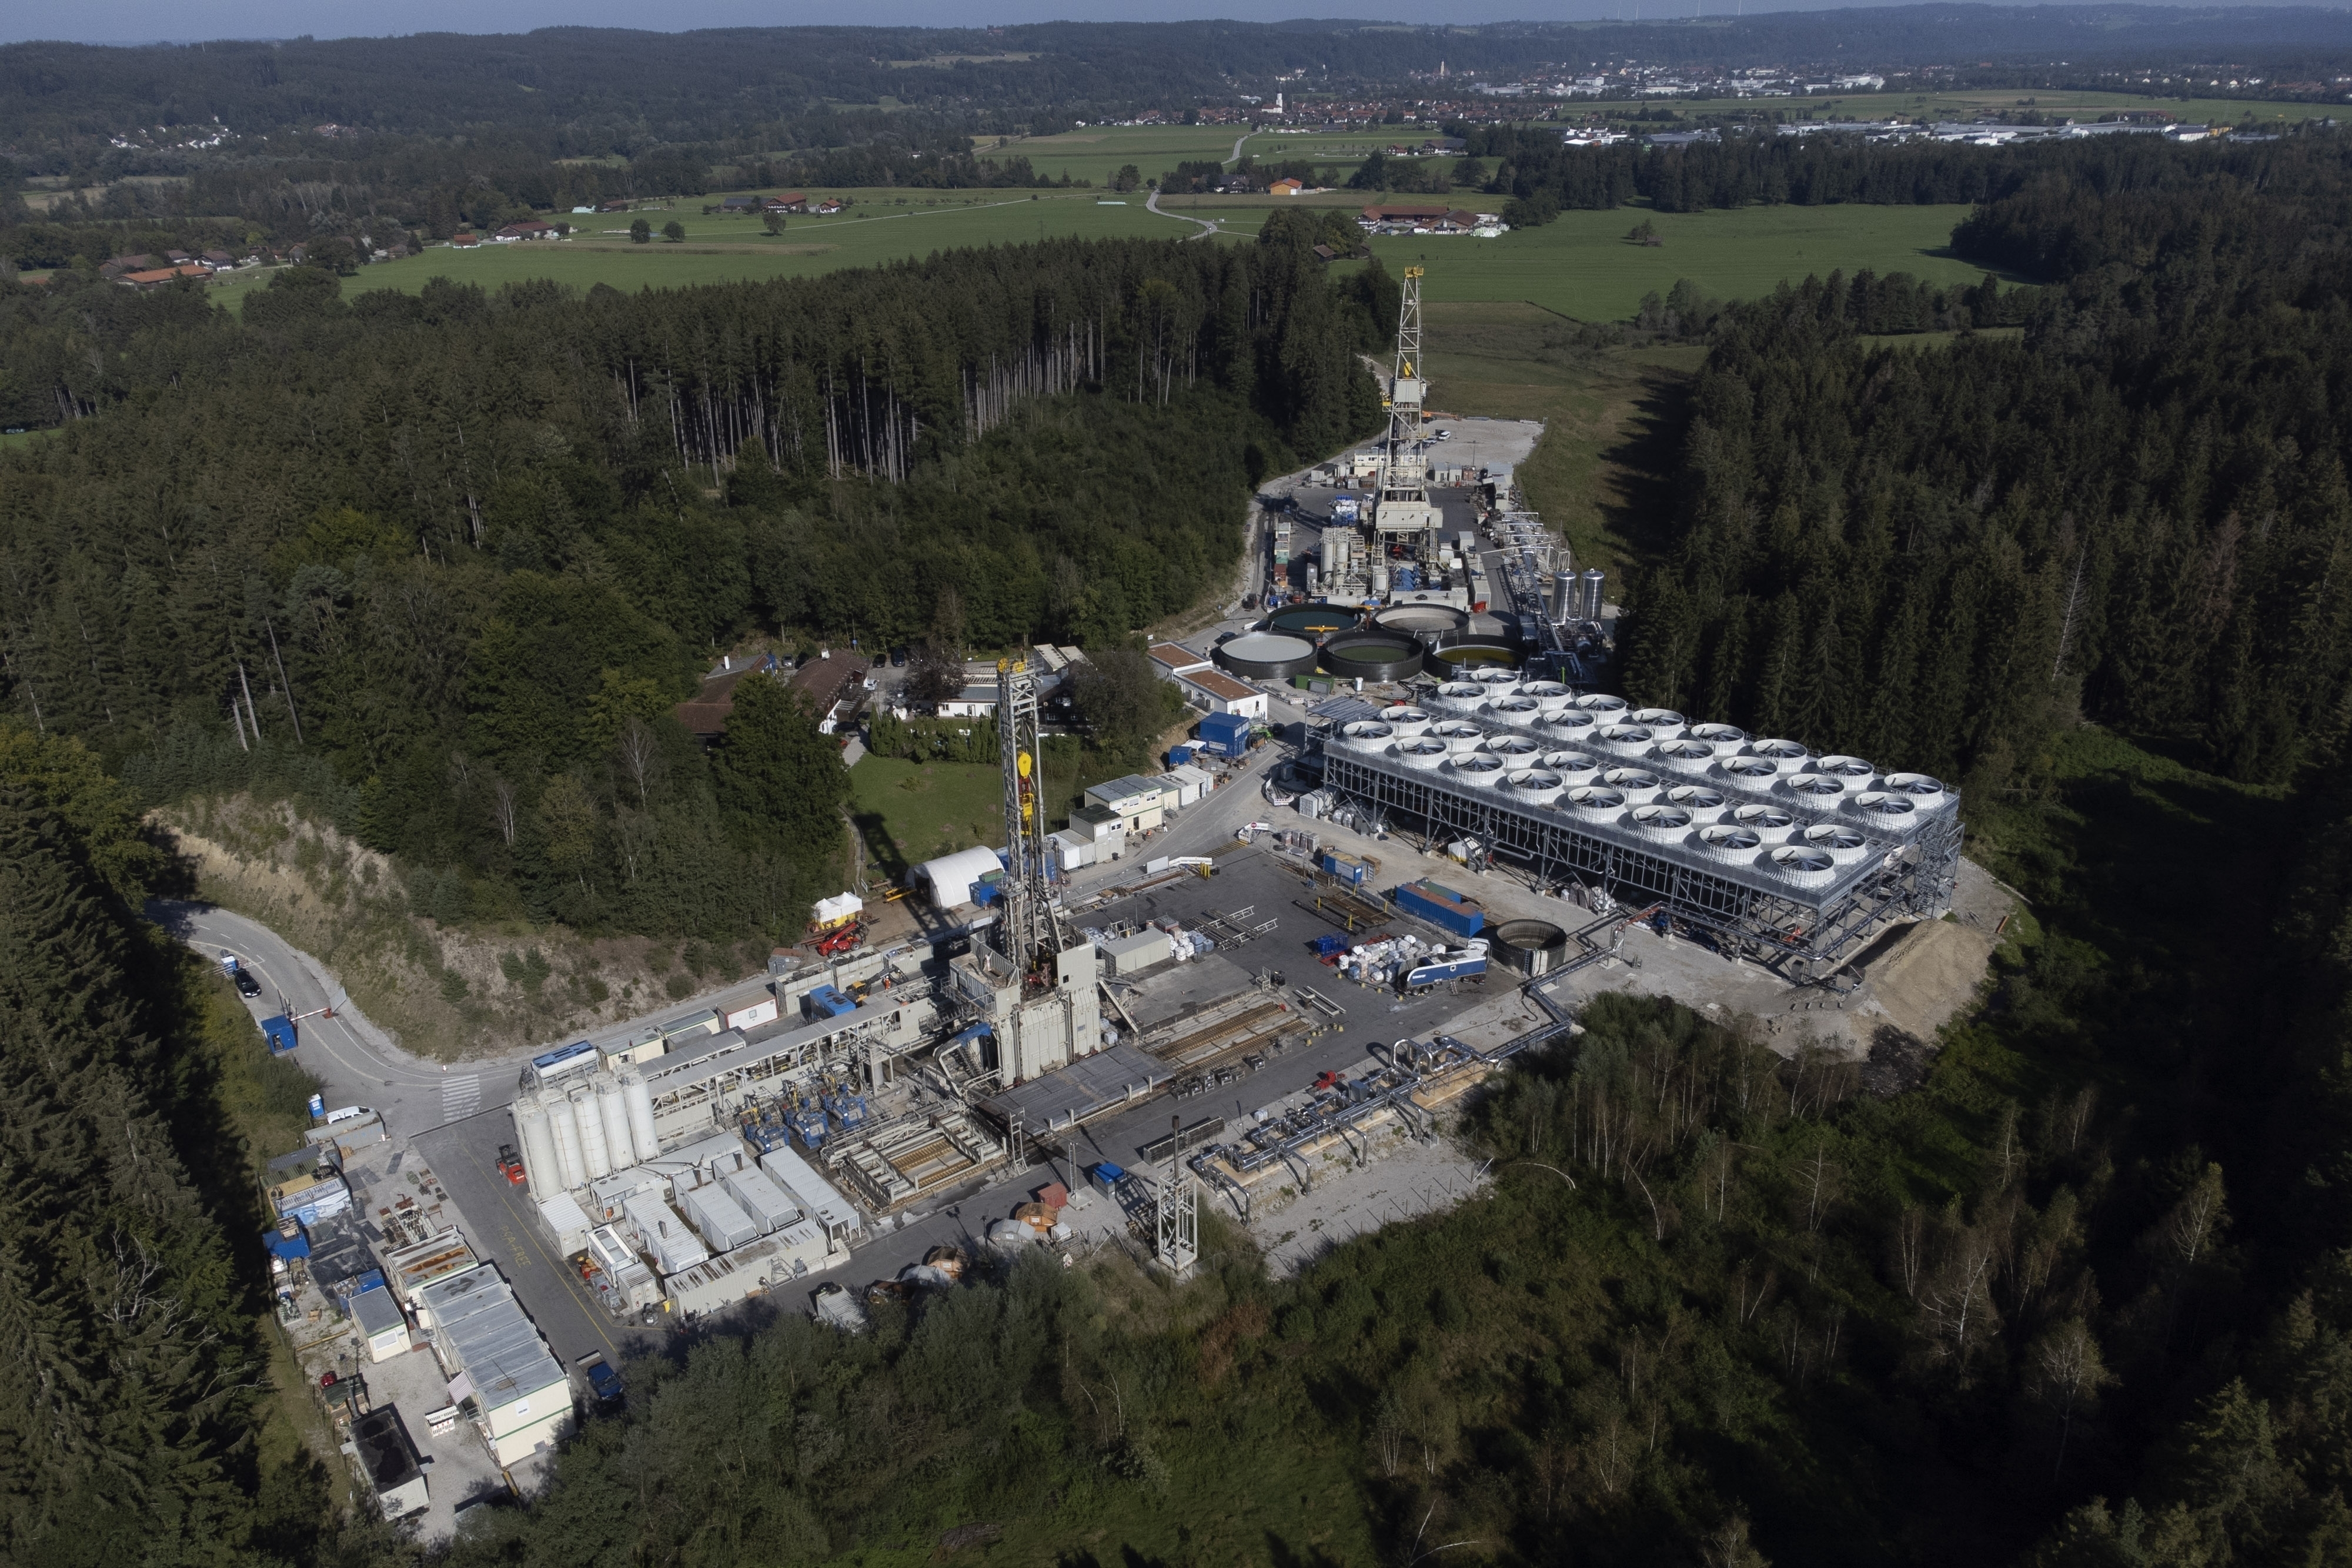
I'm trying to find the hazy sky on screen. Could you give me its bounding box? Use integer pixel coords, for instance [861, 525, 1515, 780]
[15, 0, 2338, 50]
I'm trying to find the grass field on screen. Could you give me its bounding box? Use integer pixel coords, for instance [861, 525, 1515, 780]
[198, 193, 2006, 324]
[1368, 200, 2006, 322]
[848, 755, 1005, 874]
[1420, 302, 1702, 586]
[238, 190, 1212, 299]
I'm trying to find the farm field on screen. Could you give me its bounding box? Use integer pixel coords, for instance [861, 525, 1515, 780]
[269, 190, 1216, 298]
[976, 124, 1251, 186]
[1367, 200, 2007, 322]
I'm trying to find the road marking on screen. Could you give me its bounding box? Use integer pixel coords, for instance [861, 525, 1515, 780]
[443, 1075, 481, 1121]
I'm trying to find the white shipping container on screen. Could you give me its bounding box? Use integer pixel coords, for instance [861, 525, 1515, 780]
[722, 997, 780, 1032]
[679, 1183, 760, 1252]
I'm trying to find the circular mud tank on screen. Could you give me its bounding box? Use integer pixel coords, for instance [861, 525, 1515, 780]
[1214, 633, 1319, 680]
[1374, 603, 1473, 644]
[1318, 630, 1424, 683]
[1268, 604, 1364, 640]
[1492, 919, 1570, 976]
[1426, 635, 1525, 678]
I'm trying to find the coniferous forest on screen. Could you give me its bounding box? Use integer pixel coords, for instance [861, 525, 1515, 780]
[15, 103, 2352, 1568]
[0, 213, 1390, 935]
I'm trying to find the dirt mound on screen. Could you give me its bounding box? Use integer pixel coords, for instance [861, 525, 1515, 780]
[1866, 917, 1996, 1047]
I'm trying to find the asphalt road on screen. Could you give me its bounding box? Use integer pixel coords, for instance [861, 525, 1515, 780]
[154, 901, 470, 1138]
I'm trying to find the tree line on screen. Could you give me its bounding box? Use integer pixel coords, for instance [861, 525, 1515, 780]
[0, 225, 1387, 937]
[1621, 133, 2352, 791]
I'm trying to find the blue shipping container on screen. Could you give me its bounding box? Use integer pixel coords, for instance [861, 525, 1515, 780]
[1198, 712, 1248, 742]
[261, 1015, 298, 1055]
[1320, 852, 1370, 887]
[1392, 880, 1485, 939]
[1168, 744, 1193, 765]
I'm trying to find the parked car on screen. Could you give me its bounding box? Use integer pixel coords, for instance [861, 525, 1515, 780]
[574, 1352, 624, 1410]
[234, 969, 262, 998]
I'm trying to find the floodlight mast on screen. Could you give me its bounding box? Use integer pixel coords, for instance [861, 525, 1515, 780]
[994, 656, 1057, 977]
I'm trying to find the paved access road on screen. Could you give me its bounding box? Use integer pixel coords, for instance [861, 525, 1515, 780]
[153, 901, 482, 1138]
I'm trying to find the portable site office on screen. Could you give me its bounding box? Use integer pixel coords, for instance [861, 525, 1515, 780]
[416, 1264, 573, 1466]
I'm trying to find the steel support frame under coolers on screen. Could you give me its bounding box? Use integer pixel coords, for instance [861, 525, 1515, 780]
[1321, 752, 1961, 976]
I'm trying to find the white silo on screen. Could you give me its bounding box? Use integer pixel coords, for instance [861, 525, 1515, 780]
[512, 1093, 559, 1196]
[546, 1092, 586, 1190]
[619, 1067, 659, 1164]
[595, 1073, 637, 1169]
[570, 1084, 613, 1182]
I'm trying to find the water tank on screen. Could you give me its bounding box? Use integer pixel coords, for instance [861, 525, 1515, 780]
[570, 1084, 613, 1182]
[512, 1093, 559, 1196]
[546, 1092, 586, 1190]
[1551, 570, 1577, 625]
[595, 1074, 637, 1169]
[1305, 562, 1320, 595]
[1370, 565, 1390, 599]
[1493, 919, 1569, 975]
[1579, 568, 1605, 621]
[619, 1067, 659, 1162]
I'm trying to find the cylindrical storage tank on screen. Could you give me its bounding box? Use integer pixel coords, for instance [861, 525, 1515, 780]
[1544, 750, 1602, 778]
[1427, 637, 1521, 678]
[1815, 754, 1876, 782]
[1698, 822, 1763, 861]
[569, 1084, 613, 1182]
[1666, 784, 1726, 813]
[595, 1073, 637, 1169]
[1485, 734, 1541, 763]
[1488, 694, 1544, 727]
[1849, 791, 1920, 826]
[1494, 918, 1570, 975]
[1319, 630, 1424, 683]
[1374, 603, 1471, 645]
[1566, 785, 1626, 813]
[1377, 704, 1432, 736]
[1882, 772, 1949, 808]
[619, 1066, 658, 1162]
[1733, 803, 1796, 831]
[1688, 722, 1749, 755]
[1505, 768, 1564, 806]
[1338, 720, 1396, 753]
[1398, 736, 1451, 770]
[1767, 844, 1839, 887]
[1536, 708, 1598, 741]
[1320, 528, 1349, 577]
[1551, 569, 1578, 626]
[1216, 632, 1319, 680]
[546, 1092, 586, 1191]
[1429, 720, 1486, 753]
[1572, 693, 1628, 716]
[1305, 562, 1320, 596]
[1628, 802, 1693, 840]
[1269, 603, 1362, 640]
[512, 1093, 559, 1197]
[1802, 823, 1874, 864]
[1369, 565, 1390, 599]
[1579, 567, 1606, 622]
[1448, 753, 1505, 787]
[1593, 723, 1655, 757]
[1427, 681, 1487, 713]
